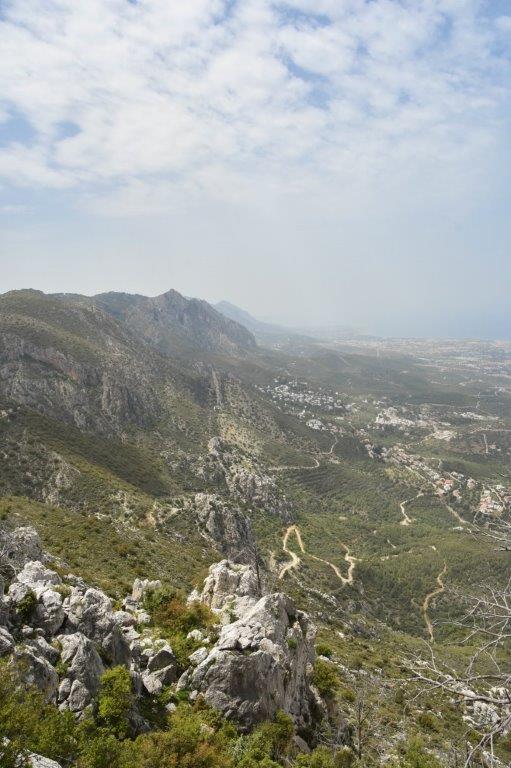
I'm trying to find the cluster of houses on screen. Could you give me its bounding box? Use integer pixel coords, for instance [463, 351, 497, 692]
[258, 379, 346, 413]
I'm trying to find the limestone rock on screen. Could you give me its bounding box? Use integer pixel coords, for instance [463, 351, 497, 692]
[0, 626, 14, 655]
[186, 590, 317, 729]
[64, 587, 129, 664]
[193, 493, 255, 565]
[15, 647, 59, 702]
[132, 578, 161, 602]
[29, 753, 63, 768]
[201, 559, 260, 618]
[16, 561, 61, 589]
[58, 632, 104, 705]
[0, 526, 43, 570]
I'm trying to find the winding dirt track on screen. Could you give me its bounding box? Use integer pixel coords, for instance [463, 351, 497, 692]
[398, 491, 424, 526]
[270, 457, 320, 472]
[422, 563, 448, 642]
[270, 435, 339, 473]
[279, 524, 357, 585]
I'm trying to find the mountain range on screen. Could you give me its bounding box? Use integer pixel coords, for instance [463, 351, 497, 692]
[0, 286, 510, 767]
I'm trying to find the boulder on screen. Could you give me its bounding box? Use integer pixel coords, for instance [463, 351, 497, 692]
[7, 561, 65, 635]
[201, 559, 260, 617]
[0, 626, 14, 656]
[0, 527, 43, 570]
[57, 632, 104, 705]
[25, 635, 60, 665]
[15, 647, 59, 702]
[132, 578, 161, 602]
[35, 588, 65, 635]
[184, 592, 317, 729]
[16, 561, 61, 590]
[64, 587, 129, 664]
[29, 753, 63, 768]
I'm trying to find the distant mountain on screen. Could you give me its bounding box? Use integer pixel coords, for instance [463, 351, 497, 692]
[215, 301, 317, 350]
[215, 300, 283, 336]
[70, 289, 257, 357]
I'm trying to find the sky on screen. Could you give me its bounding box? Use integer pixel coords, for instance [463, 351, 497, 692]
[1, 0, 511, 338]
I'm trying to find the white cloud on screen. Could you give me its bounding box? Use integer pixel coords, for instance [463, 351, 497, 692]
[0, 0, 509, 214]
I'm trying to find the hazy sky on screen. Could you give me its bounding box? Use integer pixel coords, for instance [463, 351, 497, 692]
[1, 0, 511, 337]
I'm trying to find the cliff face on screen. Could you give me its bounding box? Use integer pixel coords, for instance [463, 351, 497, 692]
[89, 289, 257, 356]
[0, 288, 254, 436]
[0, 295, 156, 435]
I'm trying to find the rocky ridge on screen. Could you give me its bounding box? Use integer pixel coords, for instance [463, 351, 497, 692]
[0, 526, 321, 733]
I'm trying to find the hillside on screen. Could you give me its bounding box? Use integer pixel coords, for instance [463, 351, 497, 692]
[1, 288, 511, 766]
[90, 289, 257, 356]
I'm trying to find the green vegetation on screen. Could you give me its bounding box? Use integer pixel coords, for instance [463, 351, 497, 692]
[16, 589, 37, 622]
[97, 667, 134, 739]
[312, 659, 339, 699]
[143, 587, 218, 671]
[0, 662, 355, 768]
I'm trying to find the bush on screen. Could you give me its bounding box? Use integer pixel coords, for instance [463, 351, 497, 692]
[417, 711, 441, 732]
[130, 702, 233, 768]
[0, 661, 77, 765]
[296, 746, 354, 767]
[17, 589, 37, 622]
[315, 643, 333, 659]
[388, 738, 443, 768]
[76, 728, 129, 768]
[144, 588, 217, 635]
[234, 711, 293, 766]
[97, 666, 134, 739]
[312, 659, 339, 699]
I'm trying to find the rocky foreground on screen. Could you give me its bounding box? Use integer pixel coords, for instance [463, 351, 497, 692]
[0, 525, 325, 766]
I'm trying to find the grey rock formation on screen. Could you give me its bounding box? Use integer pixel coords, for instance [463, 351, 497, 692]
[29, 753, 63, 768]
[193, 493, 256, 565]
[181, 560, 318, 730]
[184, 592, 316, 729]
[0, 625, 15, 655]
[57, 633, 105, 711]
[15, 646, 59, 702]
[201, 559, 261, 617]
[64, 587, 129, 665]
[206, 437, 290, 520]
[1, 526, 322, 736]
[0, 526, 43, 571]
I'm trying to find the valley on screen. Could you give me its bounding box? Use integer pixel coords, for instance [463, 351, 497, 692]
[1, 288, 510, 767]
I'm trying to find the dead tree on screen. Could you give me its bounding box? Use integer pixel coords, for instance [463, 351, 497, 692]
[406, 512, 511, 767]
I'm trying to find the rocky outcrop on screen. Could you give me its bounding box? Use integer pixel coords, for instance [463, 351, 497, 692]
[193, 494, 256, 565]
[206, 437, 291, 519]
[0, 527, 165, 718]
[0, 526, 322, 734]
[0, 525, 43, 570]
[201, 559, 261, 617]
[179, 559, 319, 730]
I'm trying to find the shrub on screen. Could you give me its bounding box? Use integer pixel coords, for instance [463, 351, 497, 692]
[17, 589, 37, 622]
[76, 728, 129, 768]
[130, 702, 233, 768]
[0, 661, 77, 765]
[312, 659, 339, 699]
[97, 666, 134, 739]
[417, 711, 441, 732]
[296, 746, 354, 767]
[388, 738, 443, 768]
[235, 711, 293, 766]
[144, 588, 216, 635]
[315, 643, 333, 659]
